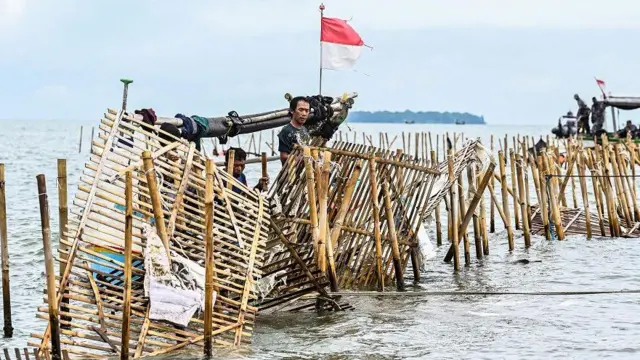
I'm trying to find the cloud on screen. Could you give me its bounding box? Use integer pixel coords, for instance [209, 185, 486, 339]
[0, 0, 26, 31]
[195, 0, 640, 34]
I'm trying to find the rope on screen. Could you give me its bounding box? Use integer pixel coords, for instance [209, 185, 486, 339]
[547, 174, 640, 178]
[330, 289, 640, 297]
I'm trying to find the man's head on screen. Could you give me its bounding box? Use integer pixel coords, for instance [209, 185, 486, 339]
[592, 97, 597, 104]
[574, 94, 580, 101]
[225, 147, 247, 178]
[289, 96, 310, 127]
[627, 120, 633, 127]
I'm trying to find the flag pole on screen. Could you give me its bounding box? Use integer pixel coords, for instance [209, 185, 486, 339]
[319, 3, 325, 95]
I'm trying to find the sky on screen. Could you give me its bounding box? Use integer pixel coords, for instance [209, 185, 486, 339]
[2, 0, 640, 124]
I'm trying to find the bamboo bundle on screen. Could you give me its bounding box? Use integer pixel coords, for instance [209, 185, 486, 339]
[30, 109, 269, 358]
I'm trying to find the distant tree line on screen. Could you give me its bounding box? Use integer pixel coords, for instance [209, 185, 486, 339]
[346, 110, 486, 124]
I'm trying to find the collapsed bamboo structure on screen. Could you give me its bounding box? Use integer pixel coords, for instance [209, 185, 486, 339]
[30, 109, 270, 358]
[253, 138, 494, 307]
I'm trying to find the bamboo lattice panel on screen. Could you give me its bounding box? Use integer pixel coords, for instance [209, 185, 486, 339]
[30, 109, 269, 358]
[260, 140, 440, 299]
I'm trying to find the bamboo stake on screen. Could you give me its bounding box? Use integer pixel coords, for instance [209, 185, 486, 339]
[447, 149, 460, 271]
[368, 156, 385, 290]
[477, 164, 489, 255]
[515, 154, 531, 247]
[37, 174, 62, 360]
[0, 164, 12, 338]
[576, 152, 592, 239]
[544, 153, 565, 240]
[510, 150, 520, 230]
[499, 151, 515, 250]
[225, 150, 234, 191]
[458, 172, 470, 266]
[79, 126, 83, 153]
[120, 171, 133, 360]
[430, 151, 442, 246]
[468, 167, 482, 259]
[203, 160, 214, 357]
[58, 160, 72, 328]
[302, 148, 320, 257]
[381, 181, 405, 291]
[317, 151, 331, 273]
[590, 149, 607, 236]
[535, 156, 550, 240]
[141, 151, 171, 262]
[490, 135, 495, 233]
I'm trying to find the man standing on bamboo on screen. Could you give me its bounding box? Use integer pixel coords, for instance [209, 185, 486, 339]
[278, 96, 311, 165]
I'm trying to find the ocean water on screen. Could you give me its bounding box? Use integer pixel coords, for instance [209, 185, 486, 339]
[0, 119, 639, 359]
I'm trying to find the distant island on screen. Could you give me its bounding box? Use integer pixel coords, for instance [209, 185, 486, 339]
[347, 110, 486, 124]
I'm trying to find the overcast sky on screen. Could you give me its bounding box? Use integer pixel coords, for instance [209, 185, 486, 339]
[2, 0, 640, 124]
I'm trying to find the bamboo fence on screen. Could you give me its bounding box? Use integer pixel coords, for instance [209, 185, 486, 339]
[29, 109, 269, 359]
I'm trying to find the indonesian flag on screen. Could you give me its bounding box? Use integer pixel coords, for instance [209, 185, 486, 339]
[321, 17, 365, 70]
[595, 77, 606, 95]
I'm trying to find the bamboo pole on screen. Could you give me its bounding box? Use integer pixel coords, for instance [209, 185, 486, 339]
[447, 149, 460, 271]
[490, 135, 495, 233]
[0, 164, 12, 338]
[468, 166, 482, 259]
[477, 164, 489, 255]
[302, 148, 320, 257]
[141, 150, 171, 262]
[203, 161, 214, 356]
[515, 154, 531, 247]
[37, 174, 62, 360]
[225, 150, 235, 191]
[317, 152, 331, 273]
[120, 171, 133, 360]
[430, 151, 442, 246]
[499, 151, 515, 250]
[510, 150, 520, 230]
[381, 181, 405, 291]
[544, 154, 565, 240]
[79, 126, 83, 153]
[590, 149, 607, 236]
[458, 172, 470, 266]
[57, 160, 71, 327]
[535, 156, 550, 240]
[368, 156, 385, 290]
[576, 152, 592, 239]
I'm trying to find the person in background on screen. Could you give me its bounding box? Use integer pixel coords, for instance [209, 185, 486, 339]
[590, 97, 606, 136]
[574, 94, 591, 134]
[224, 147, 269, 193]
[278, 96, 311, 165]
[617, 120, 638, 139]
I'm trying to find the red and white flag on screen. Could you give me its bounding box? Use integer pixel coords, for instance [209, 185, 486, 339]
[595, 77, 606, 95]
[321, 17, 365, 70]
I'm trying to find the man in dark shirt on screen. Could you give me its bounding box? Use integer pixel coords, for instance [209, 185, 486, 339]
[590, 97, 606, 136]
[574, 94, 591, 134]
[278, 96, 311, 165]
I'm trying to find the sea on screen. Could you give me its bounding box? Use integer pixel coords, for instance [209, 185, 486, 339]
[0, 119, 639, 359]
